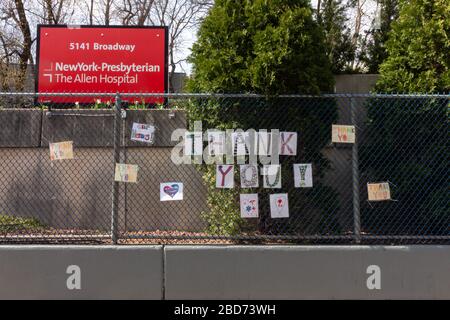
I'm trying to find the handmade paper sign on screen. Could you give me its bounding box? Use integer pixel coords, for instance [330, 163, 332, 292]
[332, 125, 355, 143]
[49, 141, 74, 161]
[207, 131, 225, 156]
[257, 131, 271, 155]
[294, 164, 313, 188]
[232, 131, 249, 156]
[270, 193, 289, 218]
[240, 164, 259, 188]
[279, 132, 297, 155]
[160, 182, 183, 201]
[131, 122, 155, 144]
[114, 163, 139, 183]
[216, 164, 234, 188]
[184, 131, 203, 156]
[263, 165, 282, 188]
[240, 193, 259, 218]
[367, 182, 391, 201]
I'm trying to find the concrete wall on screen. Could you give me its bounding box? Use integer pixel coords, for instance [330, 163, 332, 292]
[165, 245, 450, 299]
[0, 148, 207, 231]
[41, 108, 187, 147]
[0, 148, 112, 230]
[0, 109, 207, 232]
[334, 74, 379, 94]
[0, 245, 448, 299]
[0, 109, 42, 147]
[0, 245, 163, 299]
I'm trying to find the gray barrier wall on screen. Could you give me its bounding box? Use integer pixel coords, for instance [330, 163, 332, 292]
[165, 245, 450, 299]
[0, 245, 449, 299]
[0, 245, 163, 299]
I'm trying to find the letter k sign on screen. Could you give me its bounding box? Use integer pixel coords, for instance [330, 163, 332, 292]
[279, 132, 297, 155]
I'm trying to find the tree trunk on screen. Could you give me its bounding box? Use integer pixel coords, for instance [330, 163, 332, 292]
[89, 0, 94, 24]
[14, 0, 32, 91]
[317, 0, 322, 21]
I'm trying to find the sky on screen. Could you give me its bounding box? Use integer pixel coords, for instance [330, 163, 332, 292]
[181, 0, 378, 75]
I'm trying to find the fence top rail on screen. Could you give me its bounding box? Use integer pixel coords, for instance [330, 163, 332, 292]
[0, 92, 449, 99]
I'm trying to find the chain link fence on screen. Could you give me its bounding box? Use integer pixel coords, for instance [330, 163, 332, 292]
[0, 92, 448, 245]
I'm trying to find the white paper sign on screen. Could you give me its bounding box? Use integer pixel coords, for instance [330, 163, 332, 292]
[207, 131, 225, 156]
[263, 165, 282, 188]
[279, 132, 297, 155]
[160, 182, 184, 201]
[240, 193, 259, 218]
[240, 164, 259, 188]
[232, 131, 250, 156]
[184, 131, 203, 156]
[131, 123, 155, 144]
[270, 193, 289, 218]
[257, 131, 272, 155]
[332, 125, 355, 143]
[216, 164, 234, 188]
[294, 164, 313, 188]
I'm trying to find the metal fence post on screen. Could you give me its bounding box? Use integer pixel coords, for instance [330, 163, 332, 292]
[351, 96, 361, 243]
[111, 93, 122, 244]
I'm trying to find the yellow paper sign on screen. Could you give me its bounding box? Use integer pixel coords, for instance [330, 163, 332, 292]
[49, 141, 74, 161]
[367, 182, 391, 201]
[114, 163, 139, 183]
[332, 125, 355, 143]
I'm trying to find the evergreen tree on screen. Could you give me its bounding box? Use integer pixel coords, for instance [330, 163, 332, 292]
[186, 0, 339, 235]
[360, 0, 449, 235]
[360, 0, 399, 73]
[376, 0, 449, 92]
[318, 0, 356, 73]
[188, 0, 334, 94]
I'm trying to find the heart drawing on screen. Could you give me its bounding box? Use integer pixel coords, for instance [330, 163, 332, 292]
[163, 184, 180, 198]
[276, 198, 284, 207]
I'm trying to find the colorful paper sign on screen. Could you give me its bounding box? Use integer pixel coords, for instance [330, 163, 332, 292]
[240, 164, 259, 188]
[216, 164, 234, 188]
[332, 125, 355, 143]
[114, 163, 139, 183]
[240, 193, 259, 218]
[207, 131, 225, 156]
[367, 182, 391, 201]
[184, 131, 203, 156]
[279, 132, 297, 155]
[131, 123, 155, 144]
[263, 165, 282, 188]
[294, 164, 313, 188]
[160, 182, 184, 201]
[270, 193, 289, 218]
[49, 141, 74, 161]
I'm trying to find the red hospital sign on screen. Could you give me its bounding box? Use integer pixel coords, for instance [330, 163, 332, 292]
[36, 25, 167, 103]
